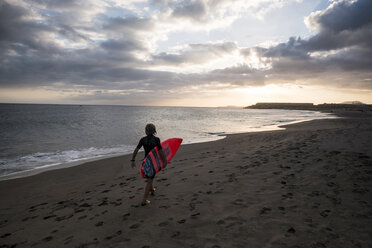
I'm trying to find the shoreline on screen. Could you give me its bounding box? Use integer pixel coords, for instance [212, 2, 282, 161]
[0, 110, 371, 247]
[0, 111, 337, 182]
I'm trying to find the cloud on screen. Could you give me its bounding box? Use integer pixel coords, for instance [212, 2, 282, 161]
[150, 0, 302, 33]
[171, 0, 207, 22]
[306, 0, 372, 33]
[0, 2, 56, 53]
[0, 0, 371, 105]
[100, 39, 144, 52]
[103, 16, 154, 33]
[228, 0, 372, 89]
[151, 42, 237, 65]
[0, 0, 154, 88]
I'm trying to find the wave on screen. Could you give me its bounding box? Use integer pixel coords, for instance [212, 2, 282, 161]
[0, 145, 133, 177]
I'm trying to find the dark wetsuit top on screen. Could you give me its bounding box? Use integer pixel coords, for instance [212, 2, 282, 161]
[136, 134, 162, 157]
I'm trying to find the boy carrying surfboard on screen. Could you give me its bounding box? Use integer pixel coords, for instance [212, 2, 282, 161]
[130, 123, 167, 206]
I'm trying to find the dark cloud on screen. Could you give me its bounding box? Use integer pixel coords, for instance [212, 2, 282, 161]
[103, 16, 154, 33]
[0, 1, 157, 90]
[151, 42, 237, 65]
[307, 0, 372, 32]
[0, 2, 55, 53]
[260, 37, 309, 59]
[172, 0, 207, 22]
[207, 65, 266, 86]
[244, 0, 372, 59]
[229, 0, 372, 89]
[100, 39, 144, 52]
[302, 0, 372, 51]
[57, 24, 90, 42]
[29, 0, 81, 10]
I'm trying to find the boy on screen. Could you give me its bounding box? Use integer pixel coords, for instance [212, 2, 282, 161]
[131, 123, 167, 206]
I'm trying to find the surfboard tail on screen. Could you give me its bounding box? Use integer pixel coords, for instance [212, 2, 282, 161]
[162, 138, 183, 162]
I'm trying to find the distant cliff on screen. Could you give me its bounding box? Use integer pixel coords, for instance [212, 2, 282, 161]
[245, 102, 372, 111]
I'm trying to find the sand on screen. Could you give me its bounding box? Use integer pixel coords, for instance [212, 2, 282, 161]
[0, 111, 371, 248]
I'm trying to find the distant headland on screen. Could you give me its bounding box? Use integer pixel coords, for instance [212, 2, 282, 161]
[245, 102, 372, 111]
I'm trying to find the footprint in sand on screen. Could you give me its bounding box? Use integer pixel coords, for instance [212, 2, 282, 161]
[177, 219, 186, 224]
[228, 173, 237, 183]
[216, 220, 225, 225]
[43, 215, 57, 220]
[281, 193, 293, 199]
[42, 236, 53, 242]
[78, 215, 87, 220]
[312, 242, 326, 248]
[79, 203, 92, 208]
[129, 223, 140, 229]
[189, 202, 195, 211]
[231, 199, 246, 206]
[105, 230, 122, 240]
[55, 214, 74, 221]
[223, 216, 245, 228]
[308, 191, 321, 197]
[122, 213, 130, 221]
[260, 207, 272, 215]
[171, 231, 180, 238]
[95, 221, 104, 227]
[119, 182, 127, 187]
[158, 221, 169, 227]
[320, 210, 331, 217]
[29, 202, 48, 210]
[190, 212, 200, 219]
[159, 205, 170, 209]
[109, 200, 122, 206]
[0, 219, 8, 227]
[1, 233, 11, 238]
[98, 200, 108, 206]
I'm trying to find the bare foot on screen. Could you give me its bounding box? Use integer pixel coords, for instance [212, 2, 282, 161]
[141, 200, 150, 206]
[150, 187, 157, 196]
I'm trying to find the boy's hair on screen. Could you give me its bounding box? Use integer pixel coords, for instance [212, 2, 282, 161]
[145, 123, 157, 135]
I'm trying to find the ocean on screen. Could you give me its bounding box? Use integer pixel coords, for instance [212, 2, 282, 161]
[0, 104, 335, 179]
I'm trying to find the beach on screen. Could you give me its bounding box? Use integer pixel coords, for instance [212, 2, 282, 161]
[0, 111, 371, 248]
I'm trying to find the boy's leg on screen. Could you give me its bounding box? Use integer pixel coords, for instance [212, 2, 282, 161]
[142, 178, 153, 205]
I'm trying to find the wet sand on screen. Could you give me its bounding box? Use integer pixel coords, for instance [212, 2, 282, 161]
[0, 111, 371, 248]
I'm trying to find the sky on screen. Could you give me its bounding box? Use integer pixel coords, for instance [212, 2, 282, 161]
[0, 0, 371, 107]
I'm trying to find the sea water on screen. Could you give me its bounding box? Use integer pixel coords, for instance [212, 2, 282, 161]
[0, 104, 335, 178]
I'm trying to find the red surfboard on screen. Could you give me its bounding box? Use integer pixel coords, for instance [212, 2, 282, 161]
[140, 138, 182, 178]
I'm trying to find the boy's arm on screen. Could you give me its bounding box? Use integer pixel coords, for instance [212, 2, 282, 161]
[130, 148, 139, 168]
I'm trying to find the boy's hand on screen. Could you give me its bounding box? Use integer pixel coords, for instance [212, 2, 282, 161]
[131, 161, 136, 168]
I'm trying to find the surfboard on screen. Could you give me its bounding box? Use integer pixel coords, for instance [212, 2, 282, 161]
[140, 138, 182, 178]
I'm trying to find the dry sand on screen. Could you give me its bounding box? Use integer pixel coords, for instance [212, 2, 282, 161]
[0, 111, 371, 248]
